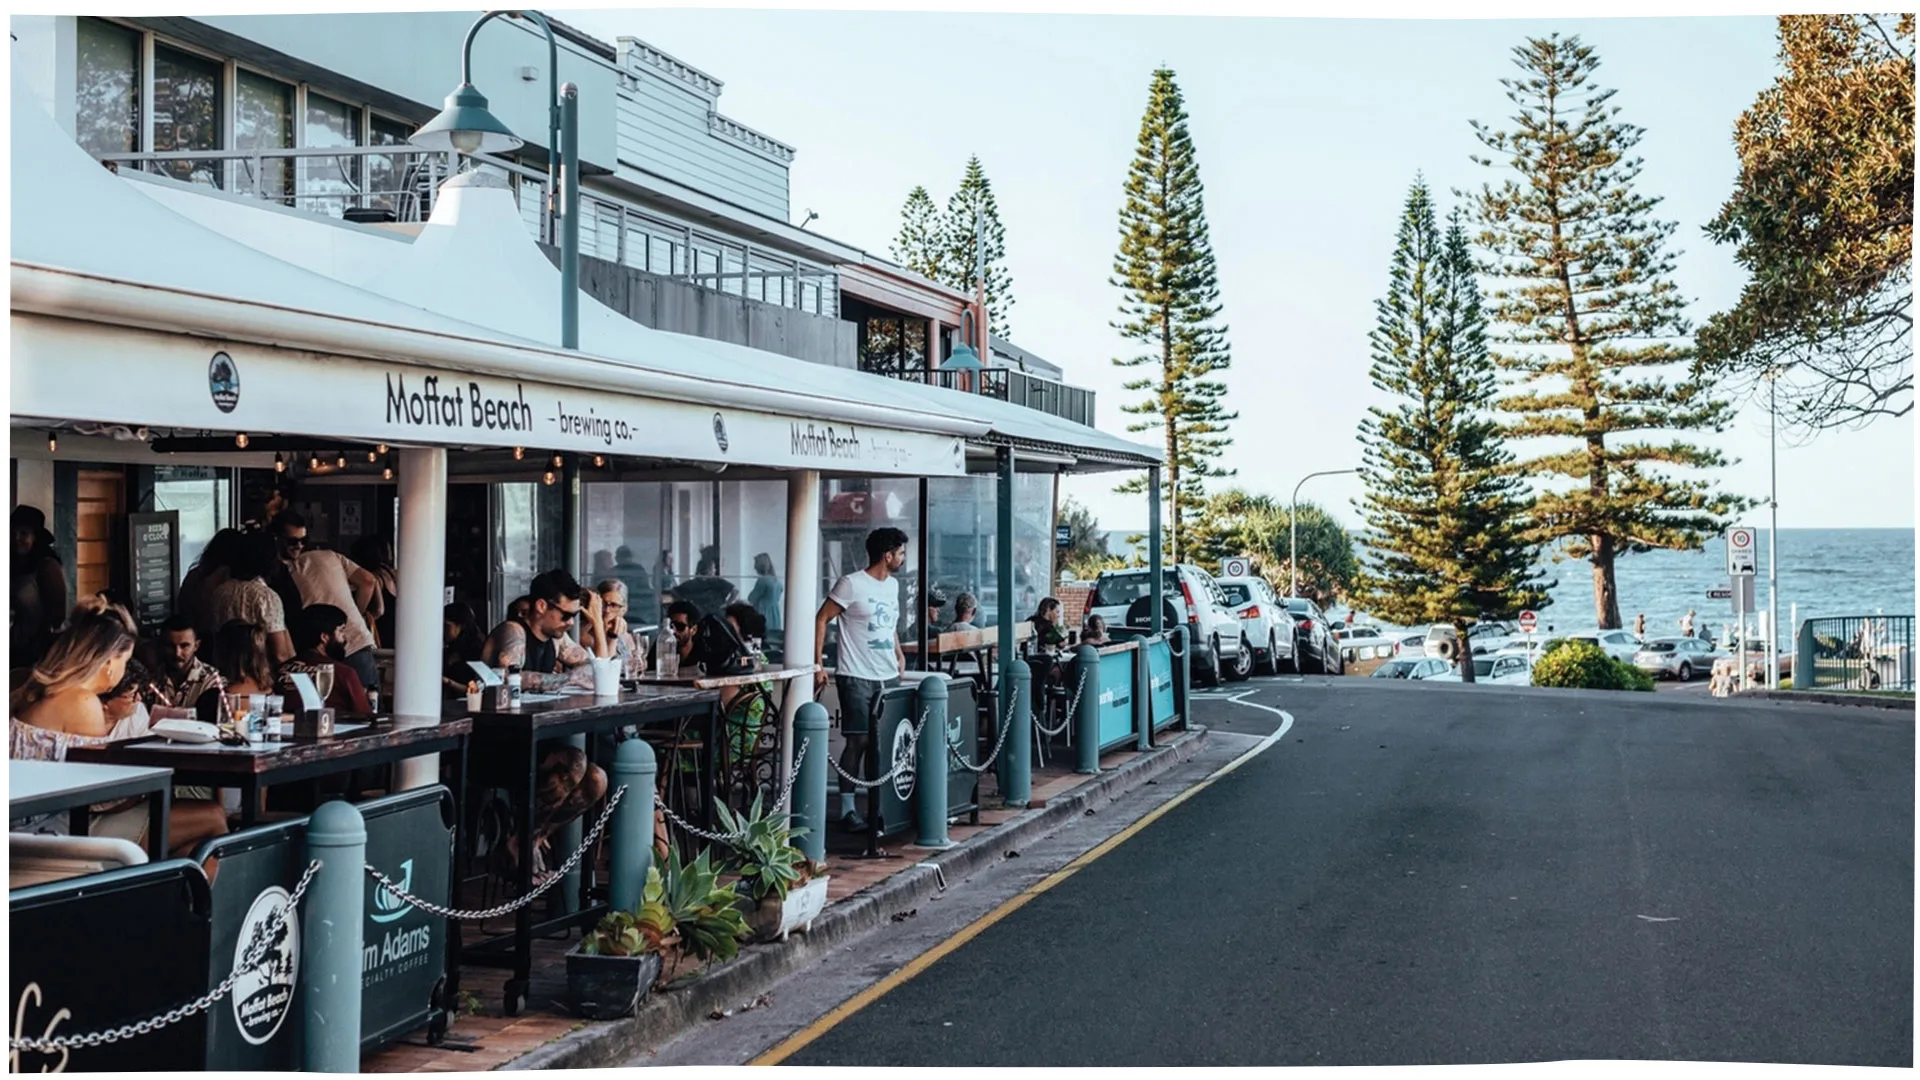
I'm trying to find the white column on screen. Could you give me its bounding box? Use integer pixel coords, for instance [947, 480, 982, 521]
[778, 470, 821, 803]
[393, 447, 448, 790]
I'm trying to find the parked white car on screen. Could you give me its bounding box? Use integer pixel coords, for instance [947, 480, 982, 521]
[1392, 633, 1428, 658]
[1559, 628, 1641, 664]
[1334, 624, 1396, 663]
[1429, 653, 1534, 685]
[1088, 565, 1251, 687]
[1215, 575, 1295, 676]
[1371, 656, 1453, 680]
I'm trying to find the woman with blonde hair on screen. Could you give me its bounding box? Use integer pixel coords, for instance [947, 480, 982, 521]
[10, 598, 228, 858]
[594, 578, 642, 676]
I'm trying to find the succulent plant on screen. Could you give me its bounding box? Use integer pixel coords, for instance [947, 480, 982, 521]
[714, 792, 810, 904]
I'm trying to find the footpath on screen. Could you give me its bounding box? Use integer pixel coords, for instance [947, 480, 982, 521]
[363, 722, 1215, 1072]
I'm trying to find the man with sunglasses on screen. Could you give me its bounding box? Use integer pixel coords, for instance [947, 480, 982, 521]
[274, 510, 383, 695]
[482, 569, 609, 693]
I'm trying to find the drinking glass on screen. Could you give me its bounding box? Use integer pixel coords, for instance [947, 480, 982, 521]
[314, 666, 335, 702]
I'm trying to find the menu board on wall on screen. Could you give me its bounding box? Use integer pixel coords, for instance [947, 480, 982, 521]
[129, 511, 180, 631]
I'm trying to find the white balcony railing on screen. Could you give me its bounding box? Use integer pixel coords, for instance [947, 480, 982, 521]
[95, 144, 839, 317]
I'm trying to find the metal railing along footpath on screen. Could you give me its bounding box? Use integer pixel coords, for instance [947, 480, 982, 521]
[892, 366, 1097, 428]
[95, 145, 839, 317]
[1795, 615, 1915, 693]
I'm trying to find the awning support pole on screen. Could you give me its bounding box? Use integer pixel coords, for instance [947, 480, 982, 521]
[779, 470, 821, 814]
[393, 447, 448, 790]
[996, 446, 1029, 808]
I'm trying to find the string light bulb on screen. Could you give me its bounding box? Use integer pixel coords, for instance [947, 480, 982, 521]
[551, 454, 564, 469]
[542, 469, 557, 486]
[382, 464, 394, 481]
[309, 454, 322, 471]
[335, 453, 348, 469]
[274, 452, 286, 474]
[367, 449, 379, 463]
[593, 454, 606, 468]
[512, 446, 525, 461]
[376, 444, 388, 455]
[235, 432, 250, 449]
[47, 432, 57, 453]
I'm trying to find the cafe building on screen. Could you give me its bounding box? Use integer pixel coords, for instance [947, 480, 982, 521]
[9, 12, 1182, 1067]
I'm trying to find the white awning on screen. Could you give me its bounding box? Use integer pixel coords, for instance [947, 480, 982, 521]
[9, 85, 1157, 475]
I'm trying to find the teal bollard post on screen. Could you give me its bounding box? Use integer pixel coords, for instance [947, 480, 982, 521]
[914, 676, 953, 849]
[610, 738, 657, 913]
[1135, 639, 1154, 751]
[1795, 620, 1814, 691]
[304, 800, 366, 1073]
[1004, 663, 1032, 808]
[558, 733, 586, 915]
[1074, 645, 1101, 775]
[1171, 626, 1192, 730]
[794, 703, 830, 865]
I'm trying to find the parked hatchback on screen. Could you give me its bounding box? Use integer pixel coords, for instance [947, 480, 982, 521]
[1372, 657, 1451, 680]
[1283, 597, 1342, 674]
[1089, 565, 1251, 687]
[1215, 575, 1295, 675]
[1633, 636, 1727, 682]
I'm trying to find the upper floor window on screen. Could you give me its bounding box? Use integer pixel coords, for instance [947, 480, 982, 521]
[152, 43, 224, 187]
[75, 17, 140, 159]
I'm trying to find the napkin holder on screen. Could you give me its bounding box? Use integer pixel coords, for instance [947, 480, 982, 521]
[293, 707, 337, 739]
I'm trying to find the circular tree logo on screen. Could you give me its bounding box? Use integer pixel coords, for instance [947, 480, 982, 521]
[231, 887, 298, 1046]
[711, 413, 729, 453]
[208, 352, 241, 414]
[890, 721, 917, 802]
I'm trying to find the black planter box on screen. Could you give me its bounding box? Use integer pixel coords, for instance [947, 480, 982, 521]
[565, 948, 663, 1020]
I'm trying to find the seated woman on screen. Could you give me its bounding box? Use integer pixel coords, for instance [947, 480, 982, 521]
[1028, 596, 1069, 655]
[594, 579, 644, 677]
[441, 601, 485, 698]
[207, 619, 277, 700]
[11, 599, 228, 858]
[1082, 614, 1111, 647]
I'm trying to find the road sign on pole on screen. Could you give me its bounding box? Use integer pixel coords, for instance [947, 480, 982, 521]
[1725, 527, 1757, 577]
[1708, 577, 1755, 613]
[1517, 610, 1538, 634]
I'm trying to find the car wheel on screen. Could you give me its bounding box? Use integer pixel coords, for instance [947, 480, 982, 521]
[1334, 646, 1346, 676]
[1258, 633, 1281, 676]
[1677, 662, 1692, 683]
[1194, 638, 1223, 688]
[1302, 641, 1324, 675]
[1226, 636, 1254, 681]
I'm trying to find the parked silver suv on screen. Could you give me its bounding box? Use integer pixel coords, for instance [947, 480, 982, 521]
[1088, 565, 1251, 686]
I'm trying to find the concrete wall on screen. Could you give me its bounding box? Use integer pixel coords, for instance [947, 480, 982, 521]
[553, 245, 856, 369]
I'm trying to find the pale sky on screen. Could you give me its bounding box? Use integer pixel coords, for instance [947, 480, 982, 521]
[556, 3, 1915, 534]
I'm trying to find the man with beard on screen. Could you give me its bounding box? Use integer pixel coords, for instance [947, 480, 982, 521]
[278, 603, 372, 714]
[145, 613, 222, 711]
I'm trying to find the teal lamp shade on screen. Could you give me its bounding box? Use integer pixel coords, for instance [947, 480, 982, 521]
[941, 341, 983, 371]
[409, 82, 523, 156]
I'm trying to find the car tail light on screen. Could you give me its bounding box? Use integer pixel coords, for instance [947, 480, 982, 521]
[1243, 605, 1261, 619]
[1179, 580, 1199, 623]
[1297, 618, 1313, 631]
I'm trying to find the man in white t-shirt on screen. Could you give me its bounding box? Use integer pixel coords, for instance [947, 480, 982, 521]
[814, 527, 909, 831]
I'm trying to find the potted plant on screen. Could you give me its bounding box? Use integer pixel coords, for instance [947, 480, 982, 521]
[716, 794, 831, 943]
[566, 909, 663, 1020]
[646, 846, 751, 985]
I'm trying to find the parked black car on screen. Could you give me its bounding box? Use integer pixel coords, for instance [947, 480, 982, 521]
[1284, 597, 1342, 675]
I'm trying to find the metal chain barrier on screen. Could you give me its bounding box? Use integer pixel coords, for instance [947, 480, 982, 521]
[1032, 667, 1089, 739]
[9, 859, 322, 1053]
[367, 786, 626, 921]
[659, 738, 810, 844]
[827, 707, 932, 789]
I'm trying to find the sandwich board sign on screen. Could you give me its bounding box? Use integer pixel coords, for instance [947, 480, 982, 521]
[1725, 527, 1757, 577]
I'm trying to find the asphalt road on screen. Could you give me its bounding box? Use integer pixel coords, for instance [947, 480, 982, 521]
[777, 680, 1914, 1067]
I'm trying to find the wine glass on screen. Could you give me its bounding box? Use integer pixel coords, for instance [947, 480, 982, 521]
[313, 665, 335, 703]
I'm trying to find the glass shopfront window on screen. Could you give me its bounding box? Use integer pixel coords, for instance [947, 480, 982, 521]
[580, 480, 789, 642]
[76, 18, 141, 160]
[925, 472, 1056, 629]
[491, 482, 564, 627]
[152, 470, 233, 578]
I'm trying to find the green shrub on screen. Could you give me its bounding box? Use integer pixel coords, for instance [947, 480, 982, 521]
[1531, 640, 1653, 692]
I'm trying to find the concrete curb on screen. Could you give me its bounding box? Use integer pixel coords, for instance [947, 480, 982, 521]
[1739, 689, 1915, 712]
[504, 725, 1212, 1071]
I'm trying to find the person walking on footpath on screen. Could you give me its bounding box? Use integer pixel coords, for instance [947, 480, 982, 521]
[1634, 612, 1646, 641]
[1681, 609, 1697, 638]
[813, 527, 909, 832]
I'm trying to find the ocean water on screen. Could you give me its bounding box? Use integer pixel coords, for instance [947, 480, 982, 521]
[1349, 528, 1915, 647]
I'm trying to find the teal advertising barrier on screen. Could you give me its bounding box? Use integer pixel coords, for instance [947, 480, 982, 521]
[1096, 646, 1136, 752]
[1147, 637, 1178, 732]
[358, 787, 456, 1052]
[10, 860, 213, 1073]
[869, 678, 979, 838]
[943, 676, 981, 822]
[197, 819, 310, 1070]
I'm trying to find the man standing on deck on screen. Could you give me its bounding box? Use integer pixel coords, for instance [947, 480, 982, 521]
[814, 527, 909, 832]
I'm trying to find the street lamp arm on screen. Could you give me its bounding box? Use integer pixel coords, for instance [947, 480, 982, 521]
[461, 11, 561, 189]
[1289, 468, 1358, 600]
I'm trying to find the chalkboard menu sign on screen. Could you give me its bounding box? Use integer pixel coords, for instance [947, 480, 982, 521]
[130, 510, 180, 630]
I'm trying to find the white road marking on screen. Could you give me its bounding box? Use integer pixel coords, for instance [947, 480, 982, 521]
[1221, 688, 1295, 743]
[1636, 915, 1681, 923]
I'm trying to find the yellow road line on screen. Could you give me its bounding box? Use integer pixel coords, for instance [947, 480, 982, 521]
[752, 702, 1292, 1066]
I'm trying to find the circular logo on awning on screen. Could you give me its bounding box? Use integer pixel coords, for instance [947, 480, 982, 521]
[712, 413, 729, 453]
[208, 352, 241, 414]
[232, 886, 298, 1045]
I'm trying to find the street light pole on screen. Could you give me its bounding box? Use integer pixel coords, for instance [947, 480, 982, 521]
[1767, 368, 1780, 688]
[1291, 469, 1357, 598]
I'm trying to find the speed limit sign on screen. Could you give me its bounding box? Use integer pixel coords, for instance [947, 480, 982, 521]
[1725, 527, 1757, 577]
[1220, 557, 1251, 579]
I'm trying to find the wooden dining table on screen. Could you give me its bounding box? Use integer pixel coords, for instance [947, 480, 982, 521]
[66, 715, 473, 829]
